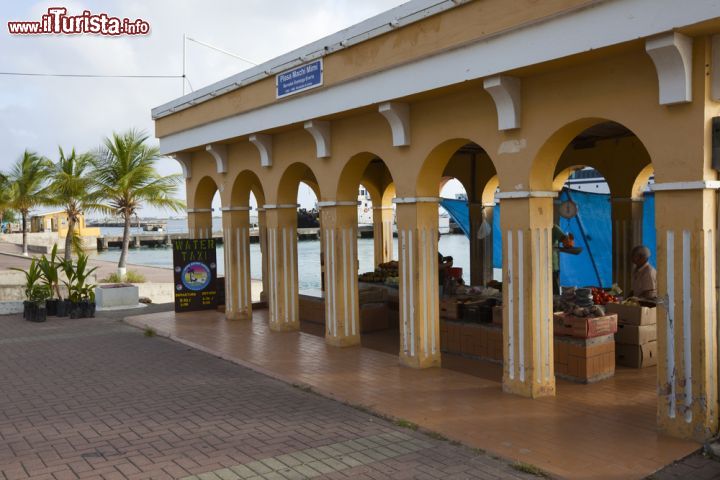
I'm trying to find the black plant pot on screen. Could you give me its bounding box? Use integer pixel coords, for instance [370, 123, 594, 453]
[33, 305, 47, 323]
[57, 299, 68, 317]
[89, 302, 96, 318]
[23, 300, 31, 319]
[79, 300, 90, 318]
[46, 299, 58, 316]
[69, 301, 80, 319]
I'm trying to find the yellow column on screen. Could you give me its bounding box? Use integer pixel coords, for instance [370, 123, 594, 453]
[264, 205, 299, 331]
[222, 208, 253, 320]
[372, 206, 394, 267]
[187, 209, 213, 239]
[655, 187, 718, 441]
[395, 198, 441, 368]
[611, 196, 645, 293]
[319, 203, 361, 347]
[499, 195, 556, 398]
[257, 208, 269, 304]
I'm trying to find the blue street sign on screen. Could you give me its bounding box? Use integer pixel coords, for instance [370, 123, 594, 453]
[276, 59, 323, 98]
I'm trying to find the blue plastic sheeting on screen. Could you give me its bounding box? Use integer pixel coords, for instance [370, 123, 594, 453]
[439, 198, 471, 237]
[642, 192, 657, 267]
[557, 189, 612, 287]
[439, 199, 502, 268]
[442, 189, 657, 287]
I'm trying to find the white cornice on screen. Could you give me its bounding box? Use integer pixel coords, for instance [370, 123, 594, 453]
[392, 197, 440, 204]
[221, 206, 253, 211]
[495, 191, 558, 199]
[650, 181, 720, 191]
[263, 204, 300, 210]
[316, 201, 357, 208]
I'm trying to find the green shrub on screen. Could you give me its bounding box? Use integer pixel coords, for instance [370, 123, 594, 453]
[100, 270, 146, 283]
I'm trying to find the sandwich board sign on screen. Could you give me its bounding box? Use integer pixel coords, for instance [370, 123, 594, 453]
[173, 238, 218, 312]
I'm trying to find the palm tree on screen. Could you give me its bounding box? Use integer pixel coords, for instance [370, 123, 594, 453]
[93, 129, 185, 279]
[9, 151, 53, 255]
[0, 173, 15, 231]
[47, 148, 104, 261]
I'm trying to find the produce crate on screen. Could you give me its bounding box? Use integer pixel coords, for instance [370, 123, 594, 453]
[553, 313, 618, 338]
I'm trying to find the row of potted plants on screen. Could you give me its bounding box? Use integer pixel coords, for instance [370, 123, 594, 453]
[14, 246, 97, 322]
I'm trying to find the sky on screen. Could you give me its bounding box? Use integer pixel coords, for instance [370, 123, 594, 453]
[0, 1, 466, 217]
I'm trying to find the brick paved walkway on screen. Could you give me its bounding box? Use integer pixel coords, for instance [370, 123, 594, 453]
[0, 313, 539, 480]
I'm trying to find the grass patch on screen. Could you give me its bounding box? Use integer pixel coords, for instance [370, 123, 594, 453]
[143, 326, 156, 337]
[100, 270, 146, 283]
[394, 419, 419, 430]
[511, 462, 550, 478]
[425, 431, 449, 441]
[292, 383, 313, 393]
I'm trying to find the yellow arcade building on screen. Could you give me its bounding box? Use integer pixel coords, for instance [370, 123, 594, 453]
[152, 0, 720, 442]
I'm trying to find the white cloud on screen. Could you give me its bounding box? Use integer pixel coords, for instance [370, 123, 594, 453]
[0, 0, 407, 215]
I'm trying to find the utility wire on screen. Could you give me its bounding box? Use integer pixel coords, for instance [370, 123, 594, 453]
[186, 36, 258, 66]
[0, 72, 182, 78]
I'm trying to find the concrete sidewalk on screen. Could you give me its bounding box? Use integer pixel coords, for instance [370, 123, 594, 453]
[123, 308, 720, 480]
[0, 308, 538, 480]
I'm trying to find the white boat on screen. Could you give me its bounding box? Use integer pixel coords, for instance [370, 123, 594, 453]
[357, 187, 450, 235]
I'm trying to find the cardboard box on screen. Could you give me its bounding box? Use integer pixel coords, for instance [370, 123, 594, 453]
[492, 305, 503, 325]
[554, 334, 615, 383]
[554, 313, 618, 338]
[605, 303, 656, 326]
[616, 341, 657, 368]
[360, 302, 388, 332]
[445, 321, 462, 352]
[440, 299, 462, 320]
[614, 323, 656, 345]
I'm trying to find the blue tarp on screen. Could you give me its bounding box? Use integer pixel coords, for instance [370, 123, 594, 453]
[438, 198, 471, 237]
[440, 189, 657, 288]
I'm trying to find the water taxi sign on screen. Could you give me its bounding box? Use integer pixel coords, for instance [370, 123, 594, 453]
[173, 238, 218, 312]
[276, 59, 323, 98]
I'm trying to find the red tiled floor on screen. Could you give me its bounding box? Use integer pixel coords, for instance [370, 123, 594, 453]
[125, 309, 700, 480]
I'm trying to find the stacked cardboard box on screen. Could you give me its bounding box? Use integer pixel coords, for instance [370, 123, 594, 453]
[605, 303, 657, 368]
[554, 334, 615, 383]
[440, 320, 503, 363]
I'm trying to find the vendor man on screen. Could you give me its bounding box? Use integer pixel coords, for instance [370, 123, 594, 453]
[552, 224, 569, 294]
[438, 250, 453, 286]
[630, 245, 657, 300]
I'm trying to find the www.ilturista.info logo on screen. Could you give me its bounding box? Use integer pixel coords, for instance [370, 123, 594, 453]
[8, 7, 150, 35]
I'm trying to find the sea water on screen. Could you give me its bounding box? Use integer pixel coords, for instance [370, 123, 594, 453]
[91, 219, 476, 289]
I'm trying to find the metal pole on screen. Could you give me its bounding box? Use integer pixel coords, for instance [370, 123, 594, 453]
[182, 33, 186, 95]
[565, 188, 603, 287]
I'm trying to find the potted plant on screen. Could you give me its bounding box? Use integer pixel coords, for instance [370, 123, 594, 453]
[37, 245, 63, 316]
[12, 258, 45, 321]
[27, 283, 51, 322]
[62, 252, 97, 318]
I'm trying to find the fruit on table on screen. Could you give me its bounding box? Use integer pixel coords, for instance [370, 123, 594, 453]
[590, 287, 619, 305]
